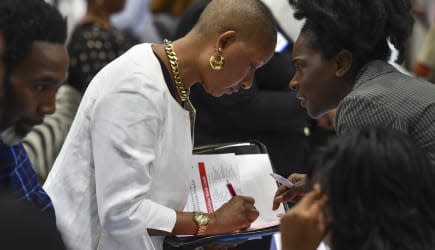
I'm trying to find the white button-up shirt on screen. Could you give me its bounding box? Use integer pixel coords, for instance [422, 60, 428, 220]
[45, 44, 193, 250]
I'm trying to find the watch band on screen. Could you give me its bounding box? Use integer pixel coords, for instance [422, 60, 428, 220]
[197, 224, 207, 236]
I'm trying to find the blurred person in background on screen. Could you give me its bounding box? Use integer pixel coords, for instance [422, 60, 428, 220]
[67, 0, 138, 94]
[151, 0, 196, 40]
[111, 0, 162, 43]
[414, 23, 435, 83]
[413, 0, 435, 83]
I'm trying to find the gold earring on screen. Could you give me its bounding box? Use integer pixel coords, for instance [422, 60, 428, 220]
[209, 48, 224, 71]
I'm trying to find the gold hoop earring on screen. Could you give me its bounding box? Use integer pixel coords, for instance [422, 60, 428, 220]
[209, 48, 224, 71]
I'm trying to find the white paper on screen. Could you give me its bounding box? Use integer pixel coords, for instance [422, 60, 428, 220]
[185, 154, 241, 213]
[185, 153, 286, 229]
[236, 154, 285, 226]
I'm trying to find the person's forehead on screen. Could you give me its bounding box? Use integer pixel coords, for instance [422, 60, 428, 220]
[30, 41, 67, 58]
[294, 34, 313, 51]
[241, 41, 274, 66]
[9, 41, 68, 85]
[292, 34, 323, 58]
[19, 41, 67, 69]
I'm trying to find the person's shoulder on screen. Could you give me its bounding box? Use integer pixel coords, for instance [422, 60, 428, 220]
[337, 70, 435, 130]
[379, 71, 435, 106]
[352, 63, 435, 102]
[111, 42, 149, 60]
[116, 43, 164, 83]
[99, 43, 154, 74]
[90, 43, 167, 96]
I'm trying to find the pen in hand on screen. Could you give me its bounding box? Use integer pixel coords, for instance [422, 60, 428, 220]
[226, 181, 237, 197]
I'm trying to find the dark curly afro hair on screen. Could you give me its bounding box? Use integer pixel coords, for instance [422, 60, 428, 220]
[289, 0, 414, 67]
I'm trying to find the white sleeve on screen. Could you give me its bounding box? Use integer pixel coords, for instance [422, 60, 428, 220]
[89, 82, 176, 240]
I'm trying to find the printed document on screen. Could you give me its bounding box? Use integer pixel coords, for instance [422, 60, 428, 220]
[185, 153, 286, 230]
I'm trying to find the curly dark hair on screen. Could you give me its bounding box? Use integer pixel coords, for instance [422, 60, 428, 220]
[0, 0, 67, 75]
[288, 0, 414, 67]
[311, 128, 435, 250]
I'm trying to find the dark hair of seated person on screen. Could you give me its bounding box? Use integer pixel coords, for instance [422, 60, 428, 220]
[0, 193, 66, 250]
[309, 128, 435, 250]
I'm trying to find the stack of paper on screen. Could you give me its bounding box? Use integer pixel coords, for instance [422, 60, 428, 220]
[185, 153, 286, 229]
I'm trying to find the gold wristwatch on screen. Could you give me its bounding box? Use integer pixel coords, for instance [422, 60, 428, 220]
[193, 212, 209, 236]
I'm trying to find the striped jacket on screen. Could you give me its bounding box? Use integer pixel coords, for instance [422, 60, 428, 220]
[336, 60, 435, 166]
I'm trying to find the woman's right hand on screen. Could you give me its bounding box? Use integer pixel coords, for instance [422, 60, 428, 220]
[273, 173, 308, 210]
[209, 195, 259, 234]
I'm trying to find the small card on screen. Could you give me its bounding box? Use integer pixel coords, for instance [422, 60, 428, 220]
[270, 173, 293, 188]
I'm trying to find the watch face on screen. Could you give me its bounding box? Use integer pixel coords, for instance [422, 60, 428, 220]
[195, 213, 209, 226]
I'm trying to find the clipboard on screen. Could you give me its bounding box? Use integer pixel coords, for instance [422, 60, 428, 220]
[165, 224, 280, 248]
[164, 140, 287, 248]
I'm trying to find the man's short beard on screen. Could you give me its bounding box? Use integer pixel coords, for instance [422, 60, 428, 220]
[0, 126, 23, 145]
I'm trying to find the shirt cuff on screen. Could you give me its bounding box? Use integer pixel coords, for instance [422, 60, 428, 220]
[146, 203, 177, 233]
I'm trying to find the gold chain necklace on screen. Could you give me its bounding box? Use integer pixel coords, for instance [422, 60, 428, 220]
[163, 39, 190, 102]
[163, 39, 196, 143]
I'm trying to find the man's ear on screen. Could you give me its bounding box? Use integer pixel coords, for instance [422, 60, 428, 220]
[215, 30, 237, 50]
[335, 50, 352, 77]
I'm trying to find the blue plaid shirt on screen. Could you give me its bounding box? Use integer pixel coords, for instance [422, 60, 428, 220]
[0, 142, 55, 218]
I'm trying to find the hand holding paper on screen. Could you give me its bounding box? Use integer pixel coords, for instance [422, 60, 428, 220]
[270, 173, 294, 188]
[273, 173, 309, 210]
[166, 147, 287, 248]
